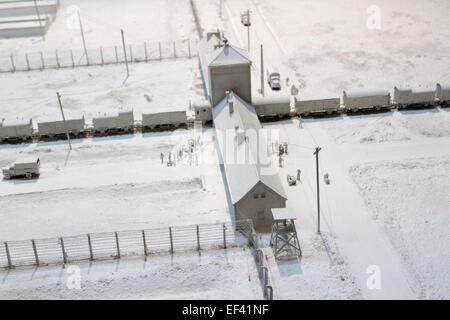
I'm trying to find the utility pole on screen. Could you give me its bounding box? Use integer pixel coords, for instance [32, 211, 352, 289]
[56, 92, 72, 150]
[247, 9, 251, 52]
[260, 44, 264, 96]
[77, 11, 89, 65]
[314, 146, 321, 233]
[121, 29, 130, 77]
[33, 0, 45, 40]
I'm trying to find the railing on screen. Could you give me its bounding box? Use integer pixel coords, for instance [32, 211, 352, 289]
[0, 220, 254, 269]
[0, 38, 198, 73]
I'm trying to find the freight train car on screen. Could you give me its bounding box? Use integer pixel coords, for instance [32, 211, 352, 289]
[93, 110, 134, 136]
[436, 83, 450, 105]
[295, 96, 341, 116]
[0, 118, 33, 142]
[392, 86, 436, 108]
[252, 95, 291, 120]
[341, 90, 391, 112]
[37, 116, 86, 140]
[142, 111, 188, 131]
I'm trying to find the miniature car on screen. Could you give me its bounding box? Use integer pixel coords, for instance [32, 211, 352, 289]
[287, 174, 297, 186]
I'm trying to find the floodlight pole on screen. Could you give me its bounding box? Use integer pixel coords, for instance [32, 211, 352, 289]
[260, 44, 264, 96]
[314, 146, 321, 233]
[121, 29, 130, 77]
[78, 11, 89, 65]
[247, 9, 251, 52]
[56, 92, 72, 150]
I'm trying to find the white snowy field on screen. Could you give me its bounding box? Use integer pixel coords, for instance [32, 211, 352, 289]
[0, 247, 263, 299]
[0, 129, 230, 240]
[265, 107, 450, 299]
[0, 58, 204, 123]
[0, 0, 198, 56]
[197, 0, 450, 98]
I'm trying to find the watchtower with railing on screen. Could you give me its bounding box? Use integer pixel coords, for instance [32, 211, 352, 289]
[270, 208, 302, 260]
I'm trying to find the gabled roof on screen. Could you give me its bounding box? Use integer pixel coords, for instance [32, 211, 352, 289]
[212, 92, 287, 204]
[206, 44, 251, 67]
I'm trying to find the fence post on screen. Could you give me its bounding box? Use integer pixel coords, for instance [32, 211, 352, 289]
[25, 53, 30, 71]
[144, 42, 148, 62]
[158, 42, 162, 61]
[115, 232, 120, 259]
[60, 237, 67, 264]
[55, 49, 60, 68]
[169, 227, 173, 253]
[115, 46, 118, 64]
[70, 50, 74, 68]
[188, 39, 191, 58]
[173, 41, 176, 58]
[223, 223, 227, 249]
[4, 242, 12, 269]
[100, 46, 104, 66]
[31, 239, 39, 266]
[40, 51, 45, 69]
[129, 44, 133, 63]
[196, 225, 200, 251]
[265, 285, 273, 300]
[142, 230, 148, 258]
[87, 233, 93, 261]
[10, 55, 15, 72]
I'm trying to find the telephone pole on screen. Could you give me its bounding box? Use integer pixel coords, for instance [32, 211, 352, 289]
[260, 44, 264, 96]
[247, 9, 250, 52]
[78, 11, 89, 65]
[56, 92, 72, 150]
[314, 146, 321, 233]
[121, 29, 130, 77]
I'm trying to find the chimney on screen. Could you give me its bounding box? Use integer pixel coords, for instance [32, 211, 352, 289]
[236, 129, 245, 145]
[226, 91, 234, 114]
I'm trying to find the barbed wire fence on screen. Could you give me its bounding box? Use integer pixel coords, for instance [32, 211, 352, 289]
[0, 219, 254, 269]
[0, 38, 198, 73]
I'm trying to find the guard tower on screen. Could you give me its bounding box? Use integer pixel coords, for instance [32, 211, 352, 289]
[270, 208, 302, 260]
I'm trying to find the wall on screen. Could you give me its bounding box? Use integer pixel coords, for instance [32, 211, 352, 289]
[210, 64, 251, 107]
[235, 181, 286, 232]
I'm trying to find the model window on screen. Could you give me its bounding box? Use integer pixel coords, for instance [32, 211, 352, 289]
[253, 193, 259, 199]
[261, 193, 266, 198]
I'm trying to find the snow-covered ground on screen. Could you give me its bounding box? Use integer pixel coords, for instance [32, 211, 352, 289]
[0, 58, 204, 123]
[265, 108, 450, 299]
[0, 129, 230, 240]
[0, 247, 263, 299]
[197, 0, 450, 99]
[0, 0, 198, 56]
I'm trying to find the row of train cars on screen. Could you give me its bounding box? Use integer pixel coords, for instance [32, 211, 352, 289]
[1, 83, 450, 144]
[259, 83, 450, 119]
[0, 110, 188, 144]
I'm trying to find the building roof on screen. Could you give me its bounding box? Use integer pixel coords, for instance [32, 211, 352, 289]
[212, 91, 287, 205]
[271, 208, 296, 220]
[206, 44, 251, 67]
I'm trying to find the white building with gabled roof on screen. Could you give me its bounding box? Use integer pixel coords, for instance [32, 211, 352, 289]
[213, 91, 286, 232]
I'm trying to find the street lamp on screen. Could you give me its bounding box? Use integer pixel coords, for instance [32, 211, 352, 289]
[241, 9, 251, 52]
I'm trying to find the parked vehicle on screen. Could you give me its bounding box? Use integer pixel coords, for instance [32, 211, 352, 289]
[267, 71, 281, 90]
[287, 175, 296, 186]
[2, 156, 40, 179]
[241, 11, 250, 26]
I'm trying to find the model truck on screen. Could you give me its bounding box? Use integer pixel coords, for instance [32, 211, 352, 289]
[2, 156, 40, 179]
